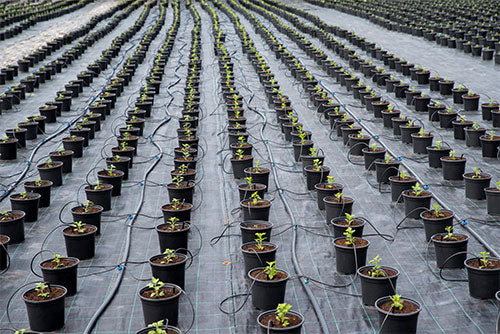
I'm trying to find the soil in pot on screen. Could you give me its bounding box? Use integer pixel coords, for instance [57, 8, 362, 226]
[240, 199, 271, 221]
[432, 233, 468, 268]
[358, 265, 399, 305]
[63, 224, 97, 260]
[402, 188, 432, 219]
[40, 257, 79, 295]
[241, 241, 277, 274]
[375, 296, 421, 334]
[333, 237, 369, 274]
[420, 209, 454, 241]
[139, 283, 181, 326]
[23, 284, 67, 332]
[240, 220, 273, 244]
[463, 172, 491, 200]
[257, 309, 304, 333]
[150, 253, 188, 289]
[156, 222, 190, 254]
[249, 267, 288, 310]
[464, 257, 500, 299]
[162, 202, 192, 223]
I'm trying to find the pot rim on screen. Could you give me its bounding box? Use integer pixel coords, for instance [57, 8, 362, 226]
[375, 296, 421, 317]
[23, 284, 67, 304]
[257, 309, 304, 330]
[248, 266, 289, 283]
[240, 220, 273, 231]
[138, 283, 182, 301]
[63, 224, 97, 237]
[241, 241, 278, 254]
[431, 233, 469, 244]
[40, 256, 80, 271]
[419, 209, 454, 221]
[71, 205, 104, 214]
[462, 173, 492, 181]
[357, 265, 400, 280]
[333, 236, 370, 249]
[24, 180, 54, 188]
[156, 222, 191, 234]
[149, 253, 188, 267]
[464, 257, 500, 272]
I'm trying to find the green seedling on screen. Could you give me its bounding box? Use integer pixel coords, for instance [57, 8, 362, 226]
[93, 180, 104, 190]
[449, 150, 457, 159]
[147, 277, 165, 298]
[370, 142, 377, 151]
[399, 170, 408, 179]
[385, 154, 391, 163]
[52, 254, 64, 268]
[326, 176, 336, 189]
[160, 249, 175, 264]
[244, 177, 253, 188]
[106, 164, 116, 176]
[72, 221, 86, 233]
[411, 182, 423, 196]
[496, 180, 500, 191]
[343, 227, 355, 246]
[344, 213, 355, 226]
[168, 217, 180, 230]
[432, 204, 444, 217]
[264, 261, 277, 280]
[472, 167, 481, 178]
[312, 158, 322, 171]
[472, 122, 480, 130]
[250, 191, 262, 206]
[35, 282, 50, 299]
[488, 130, 495, 140]
[234, 149, 244, 160]
[368, 254, 386, 277]
[238, 136, 246, 147]
[390, 294, 404, 311]
[334, 192, 343, 202]
[443, 226, 457, 241]
[275, 303, 292, 327]
[255, 232, 266, 251]
[82, 201, 94, 213]
[479, 251, 491, 269]
[146, 320, 167, 334]
[435, 141, 442, 150]
[172, 175, 184, 186]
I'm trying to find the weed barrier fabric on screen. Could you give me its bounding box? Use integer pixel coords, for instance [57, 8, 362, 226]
[0, 1, 497, 334]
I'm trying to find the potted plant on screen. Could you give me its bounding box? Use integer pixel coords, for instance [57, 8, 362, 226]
[375, 295, 421, 334]
[162, 198, 192, 223]
[85, 181, 113, 211]
[481, 99, 499, 121]
[389, 170, 417, 202]
[420, 204, 454, 241]
[230, 149, 253, 179]
[300, 147, 324, 176]
[402, 183, 432, 219]
[464, 122, 485, 147]
[62, 135, 84, 158]
[479, 130, 500, 158]
[485, 181, 500, 215]
[241, 232, 277, 274]
[24, 178, 53, 208]
[333, 227, 369, 274]
[463, 168, 491, 200]
[257, 303, 304, 333]
[23, 282, 67, 331]
[240, 220, 273, 244]
[432, 226, 468, 268]
[240, 191, 271, 221]
[248, 261, 289, 310]
[238, 177, 266, 201]
[304, 158, 330, 190]
[462, 90, 480, 111]
[426, 141, 450, 168]
[451, 84, 468, 104]
[348, 131, 370, 155]
[167, 176, 195, 205]
[50, 148, 74, 173]
[464, 252, 500, 299]
[315, 176, 342, 210]
[10, 191, 41, 222]
[362, 142, 385, 170]
[106, 155, 131, 180]
[399, 120, 421, 144]
[97, 165, 124, 196]
[0, 234, 10, 270]
[0, 136, 19, 160]
[438, 107, 457, 129]
[375, 154, 400, 184]
[358, 255, 399, 305]
[230, 135, 252, 156]
[156, 217, 190, 254]
[331, 213, 365, 238]
[452, 115, 472, 140]
[324, 193, 354, 223]
[36, 158, 63, 186]
[63, 221, 97, 260]
[440, 150, 466, 180]
[136, 320, 181, 334]
[381, 104, 400, 128]
[40, 254, 79, 296]
[149, 249, 188, 289]
[71, 201, 103, 235]
[244, 160, 270, 191]
[139, 277, 181, 326]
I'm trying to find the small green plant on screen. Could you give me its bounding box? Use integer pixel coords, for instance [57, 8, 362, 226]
[170, 198, 182, 210]
[264, 261, 277, 279]
[244, 176, 253, 188]
[326, 176, 336, 188]
[308, 147, 318, 157]
[472, 122, 480, 130]
[35, 282, 50, 299]
[368, 254, 386, 277]
[399, 170, 408, 179]
[496, 180, 500, 191]
[106, 164, 116, 176]
[255, 232, 267, 250]
[93, 180, 104, 190]
[417, 128, 425, 136]
[488, 130, 495, 140]
[72, 221, 86, 233]
[312, 158, 322, 171]
[167, 217, 179, 230]
[478, 251, 491, 269]
[435, 141, 442, 150]
[34, 177, 43, 187]
[471, 167, 481, 178]
[146, 320, 167, 334]
[449, 150, 457, 159]
[390, 294, 404, 311]
[237, 136, 246, 147]
[172, 175, 184, 186]
[147, 277, 165, 298]
[82, 200, 94, 213]
[443, 226, 457, 241]
[52, 254, 64, 268]
[384, 154, 391, 163]
[432, 204, 444, 217]
[18, 191, 29, 199]
[250, 191, 262, 206]
[344, 213, 355, 226]
[275, 303, 292, 327]
[334, 192, 343, 202]
[234, 149, 244, 160]
[370, 142, 377, 151]
[411, 182, 423, 196]
[160, 249, 175, 264]
[343, 227, 355, 245]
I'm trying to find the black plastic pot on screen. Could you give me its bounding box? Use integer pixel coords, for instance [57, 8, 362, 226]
[162, 203, 192, 223]
[139, 284, 181, 326]
[324, 196, 354, 223]
[257, 310, 304, 334]
[375, 161, 400, 184]
[136, 325, 181, 334]
[358, 265, 399, 305]
[63, 137, 84, 158]
[465, 128, 485, 147]
[330, 216, 365, 238]
[333, 237, 369, 274]
[167, 181, 195, 205]
[410, 134, 433, 154]
[300, 155, 325, 175]
[0, 139, 18, 160]
[240, 200, 271, 221]
[97, 170, 124, 196]
[479, 136, 500, 158]
[149, 253, 188, 289]
[50, 151, 73, 173]
[63, 225, 97, 260]
[485, 188, 500, 215]
[85, 184, 113, 211]
[231, 156, 253, 179]
[402, 190, 432, 219]
[40, 257, 79, 296]
[375, 296, 421, 334]
[315, 183, 343, 210]
[71, 205, 103, 235]
[244, 167, 270, 191]
[238, 184, 266, 201]
[304, 166, 330, 190]
[37, 161, 63, 186]
[381, 111, 400, 128]
[10, 192, 40, 222]
[464, 257, 500, 299]
[452, 121, 472, 140]
[24, 180, 52, 208]
[0, 211, 25, 244]
[106, 157, 131, 180]
[420, 209, 454, 241]
[441, 158, 466, 180]
[463, 94, 480, 111]
[362, 148, 385, 170]
[0, 235, 10, 270]
[463, 173, 491, 200]
[248, 267, 288, 310]
[438, 111, 457, 129]
[292, 141, 313, 162]
[432, 233, 468, 268]
[241, 241, 277, 274]
[389, 177, 417, 202]
[23, 284, 67, 332]
[240, 220, 273, 244]
[156, 222, 190, 254]
[427, 147, 450, 168]
[400, 126, 421, 144]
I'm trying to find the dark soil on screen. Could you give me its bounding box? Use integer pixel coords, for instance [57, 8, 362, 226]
[158, 223, 190, 232]
[24, 286, 66, 301]
[467, 259, 500, 269]
[360, 268, 397, 277]
[241, 200, 271, 207]
[325, 197, 353, 204]
[243, 244, 276, 253]
[0, 235, 9, 244]
[259, 313, 302, 328]
[433, 234, 468, 242]
[248, 168, 269, 173]
[441, 157, 466, 161]
[73, 206, 101, 214]
[230, 155, 252, 161]
[162, 203, 192, 211]
[11, 193, 39, 200]
[464, 173, 490, 179]
[380, 300, 420, 314]
[0, 212, 24, 221]
[141, 287, 180, 299]
[244, 224, 268, 229]
[422, 211, 453, 219]
[333, 219, 362, 227]
[334, 238, 368, 247]
[152, 255, 185, 265]
[41, 258, 77, 269]
[316, 184, 341, 190]
[406, 191, 431, 197]
[171, 169, 196, 175]
[250, 268, 288, 281]
[239, 184, 265, 190]
[50, 151, 72, 156]
[25, 181, 51, 187]
[168, 182, 194, 189]
[63, 225, 97, 235]
[85, 185, 112, 191]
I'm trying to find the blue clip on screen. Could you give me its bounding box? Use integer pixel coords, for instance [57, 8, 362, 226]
[358, 119, 362, 122]
[139, 183, 144, 186]
[293, 226, 297, 230]
[41, 139, 45, 143]
[343, 104, 346, 108]
[155, 156, 159, 159]
[375, 136, 380, 139]
[424, 185, 429, 190]
[462, 220, 468, 225]
[332, 92, 335, 96]
[262, 122, 265, 127]
[67, 122, 71, 126]
[129, 215, 134, 219]
[272, 163, 276, 167]
[397, 157, 402, 161]
[92, 96, 95, 99]
[319, 80, 322, 84]
[117, 265, 123, 271]
[280, 190, 284, 194]
[2, 190, 6, 194]
[26, 162, 31, 166]
[148, 135, 152, 139]
[304, 279, 309, 284]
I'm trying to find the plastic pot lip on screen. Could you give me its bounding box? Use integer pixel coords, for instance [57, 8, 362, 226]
[240, 199, 272, 208]
[84, 184, 113, 192]
[374, 296, 421, 317]
[161, 203, 193, 212]
[136, 325, 181, 334]
[299, 154, 325, 160]
[63, 224, 97, 237]
[496, 290, 500, 302]
[156, 222, 191, 234]
[149, 253, 187, 267]
[304, 165, 331, 173]
[410, 133, 433, 139]
[71, 205, 104, 215]
[50, 150, 74, 156]
[230, 143, 253, 149]
[244, 166, 270, 174]
[40, 257, 80, 271]
[97, 169, 125, 178]
[24, 180, 53, 188]
[462, 173, 492, 181]
[315, 183, 343, 191]
[431, 233, 469, 244]
[388, 176, 416, 184]
[257, 310, 304, 330]
[248, 266, 289, 283]
[323, 196, 354, 204]
[426, 146, 450, 152]
[330, 216, 365, 228]
[401, 190, 432, 199]
[238, 183, 266, 191]
[10, 192, 41, 200]
[333, 237, 370, 250]
[361, 147, 386, 154]
[23, 284, 67, 304]
[419, 209, 454, 221]
[240, 220, 274, 231]
[484, 187, 500, 194]
[139, 283, 182, 301]
[357, 265, 400, 279]
[440, 157, 466, 163]
[106, 156, 131, 163]
[464, 257, 500, 272]
[374, 160, 400, 166]
[241, 241, 278, 254]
